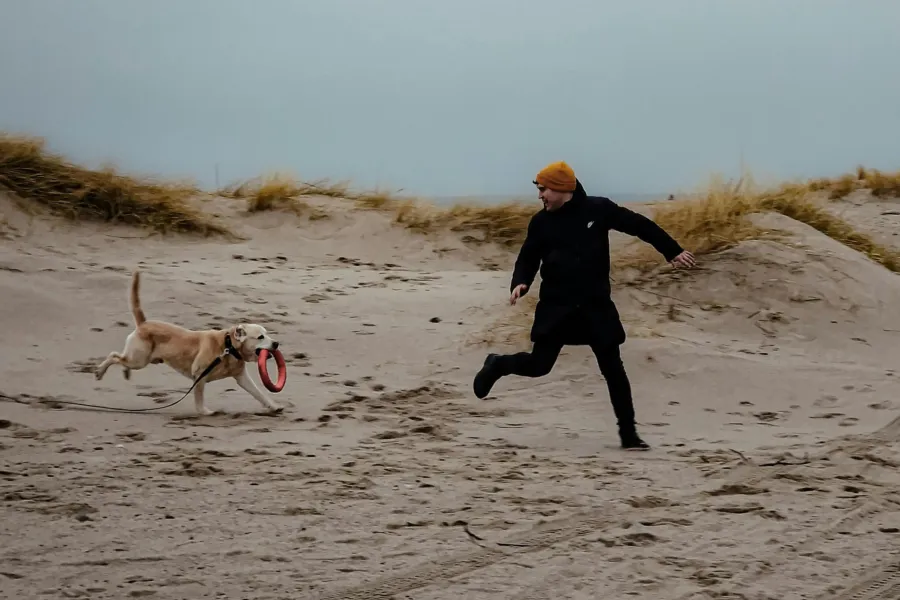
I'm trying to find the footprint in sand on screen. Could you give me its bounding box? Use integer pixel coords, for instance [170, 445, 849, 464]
[137, 390, 178, 404]
[868, 400, 896, 410]
[813, 394, 841, 408]
[752, 411, 783, 422]
[810, 412, 845, 420]
[66, 358, 106, 374]
[302, 293, 331, 303]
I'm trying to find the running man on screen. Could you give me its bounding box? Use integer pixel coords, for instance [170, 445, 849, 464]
[473, 161, 696, 449]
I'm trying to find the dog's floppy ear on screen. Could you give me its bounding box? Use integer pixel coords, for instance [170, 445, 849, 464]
[233, 325, 248, 344]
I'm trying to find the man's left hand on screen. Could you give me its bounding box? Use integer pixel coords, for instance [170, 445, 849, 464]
[670, 250, 696, 269]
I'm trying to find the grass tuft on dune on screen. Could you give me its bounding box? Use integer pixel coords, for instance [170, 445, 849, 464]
[221, 171, 387, 221]
[222, 171, 314, 216]
[0, 133, 231, 236]
[807, 165, 900, 199]
[640, 171, 900, 273]
[390, 200, 536, 248]
[221, 171, 537, 245]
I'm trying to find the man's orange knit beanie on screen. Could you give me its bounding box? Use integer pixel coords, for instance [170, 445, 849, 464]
[533, 161, 577, 192]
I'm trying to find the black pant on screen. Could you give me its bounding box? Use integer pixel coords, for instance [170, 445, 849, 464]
[494, 340, 636, 434]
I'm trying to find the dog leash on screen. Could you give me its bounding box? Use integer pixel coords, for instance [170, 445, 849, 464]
[30, 336, 243, 413]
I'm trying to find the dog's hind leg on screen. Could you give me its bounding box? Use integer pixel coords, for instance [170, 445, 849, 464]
[234, 369, 283, 414]
[95, 332, 152, 381]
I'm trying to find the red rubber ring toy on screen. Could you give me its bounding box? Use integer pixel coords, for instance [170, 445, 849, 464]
[257, 348, 287, 393]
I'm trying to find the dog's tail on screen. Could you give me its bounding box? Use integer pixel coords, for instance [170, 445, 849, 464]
[130, 270, 146, 326]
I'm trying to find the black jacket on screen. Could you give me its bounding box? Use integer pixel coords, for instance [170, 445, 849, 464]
[510, 179, 684, 346]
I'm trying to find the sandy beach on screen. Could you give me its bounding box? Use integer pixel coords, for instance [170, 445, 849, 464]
[2, 168, 900, 599]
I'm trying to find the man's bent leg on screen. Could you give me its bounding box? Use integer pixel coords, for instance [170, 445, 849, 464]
[473, 341, 563, 399]
[590, 342, 649, 450]
[496, 341, 564, 377]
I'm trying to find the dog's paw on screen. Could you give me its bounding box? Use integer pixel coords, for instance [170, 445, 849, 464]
[94, 368, 104, 381]
[197, 408, 216, 417]
[122, 368, 131, 381]
[265, 405, 285, 416]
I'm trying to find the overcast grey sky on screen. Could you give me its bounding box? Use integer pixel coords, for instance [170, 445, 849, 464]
[1, 0, 898, 199]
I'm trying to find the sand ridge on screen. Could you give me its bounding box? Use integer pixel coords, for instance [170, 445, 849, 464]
[2, 188, 900, 599]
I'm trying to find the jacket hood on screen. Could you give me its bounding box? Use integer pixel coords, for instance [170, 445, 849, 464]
[573, 178, 587, 198]
[553, 178, 587, 214]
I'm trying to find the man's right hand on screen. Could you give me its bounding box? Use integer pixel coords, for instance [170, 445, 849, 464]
[510, 284, 528, 305]
[670, 250, 696, 269]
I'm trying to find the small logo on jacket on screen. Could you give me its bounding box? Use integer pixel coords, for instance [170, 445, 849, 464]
[587, 221, 594, 229]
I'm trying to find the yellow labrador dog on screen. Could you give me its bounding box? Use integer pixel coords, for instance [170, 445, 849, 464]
[95, 270, 284, 416]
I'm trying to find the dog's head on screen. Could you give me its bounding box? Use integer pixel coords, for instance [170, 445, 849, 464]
[228, 323, 279, 361]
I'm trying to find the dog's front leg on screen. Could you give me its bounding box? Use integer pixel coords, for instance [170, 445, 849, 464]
[193, 381, 215, 416]
[234, 370, 283, 414]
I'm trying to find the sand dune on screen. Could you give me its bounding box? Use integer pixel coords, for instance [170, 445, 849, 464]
[2, 140, 900, 599]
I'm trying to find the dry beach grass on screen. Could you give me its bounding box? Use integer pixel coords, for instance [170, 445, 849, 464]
[0, 133, 231, 237]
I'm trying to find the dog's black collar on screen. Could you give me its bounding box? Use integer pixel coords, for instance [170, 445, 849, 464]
[223, 334, 243, 360]
[190, 333, 243, 388]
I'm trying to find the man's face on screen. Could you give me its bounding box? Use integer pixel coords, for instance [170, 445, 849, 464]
[537, 185, 570, 212]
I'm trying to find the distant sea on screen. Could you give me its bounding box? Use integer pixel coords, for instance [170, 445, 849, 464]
[423, 192, 666, 207]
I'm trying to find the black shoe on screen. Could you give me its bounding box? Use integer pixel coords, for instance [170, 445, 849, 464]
[473, 354, 502, 399]
[620, 431, 650, 450]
